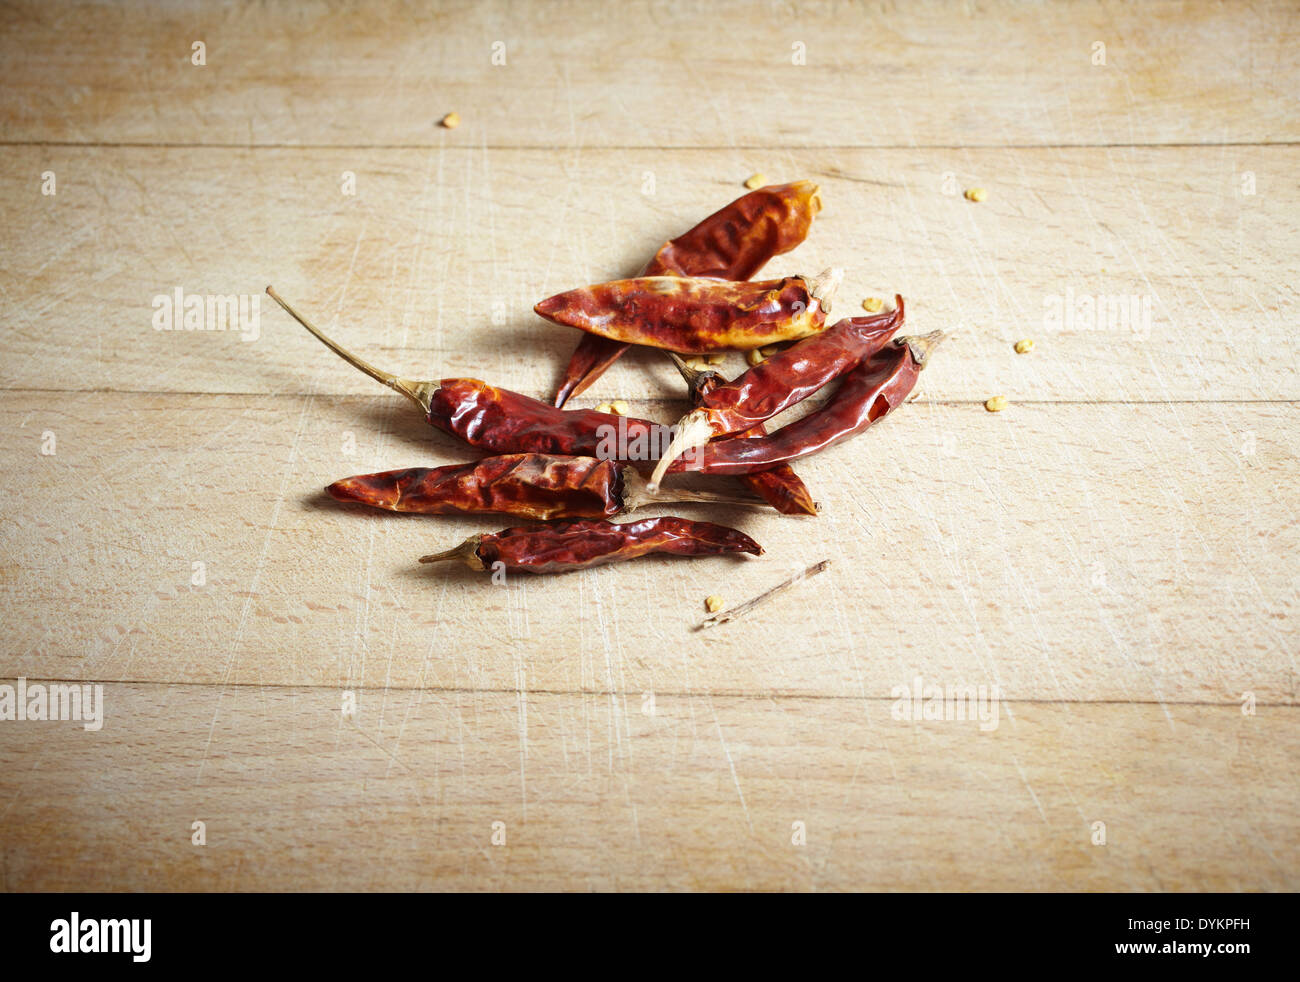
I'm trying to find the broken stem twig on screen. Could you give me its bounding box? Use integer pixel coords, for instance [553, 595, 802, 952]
[698, 559, 832, 629]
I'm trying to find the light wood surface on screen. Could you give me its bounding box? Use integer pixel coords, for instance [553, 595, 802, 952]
[1, 0, 1296, 892]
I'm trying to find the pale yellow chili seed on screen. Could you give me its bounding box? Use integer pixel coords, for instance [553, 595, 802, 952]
[1014, 338, 1035, 354]
[760, 344, 781, 357]
[861, 297, 885, 313]
[706, 353, 726, 365]
[704, 595, 724, 613]
[985, 395, 1008, 412]
[964, 187, 987, 202]
[594, 402, 613, 414]
[746, 348, 765, 366]
[440, 112, 461, 129]
[744, 173, 766, 190]
[610, 400, 630, 416]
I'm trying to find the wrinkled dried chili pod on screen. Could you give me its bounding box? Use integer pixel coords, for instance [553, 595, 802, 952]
[647, 180, 824, 283]
[666, 332, 944, 477]
[419, 516, 763, 574]
[328, 453, 764, 522]
[648, 298, 905, 488]
[553, 180, 825, 407]
[534, 269, 842, 353]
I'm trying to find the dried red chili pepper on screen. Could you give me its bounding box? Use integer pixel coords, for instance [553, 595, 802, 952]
[418, 516, 763, 574]
[269, 288, 897, 486]
[553, 180, 824, 407]
[646, 180, 824, 283]
[534, 268, 842, 354]
[327, 453, 762, 522]
[267, 288, 675, 462]
[665, 332, 944, 477]
[649, 298, 905, 487]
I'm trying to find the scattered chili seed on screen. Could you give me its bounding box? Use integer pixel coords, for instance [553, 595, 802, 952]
[1014, 338, 1035, 354]
[610, 400, 630, 416]
[704, 594, 724, 613]
[744, 173, 767, 190]
[594, 402, 613, 414]
[746, 348, 765, 366]
[964, 187, 987, 202]
[861, 297, 885, 313]
[440, 112, 461, 129]
[760, 344, 781, 357]
[985, 395, 1008, 412]
[706, 352, 726, 365]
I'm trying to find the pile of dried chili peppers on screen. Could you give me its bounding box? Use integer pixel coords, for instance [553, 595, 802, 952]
[268, 179, 940, 577]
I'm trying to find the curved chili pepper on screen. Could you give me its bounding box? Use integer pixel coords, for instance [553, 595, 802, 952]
[327, 453, 763, 522]
[646, 180, 823, 282]
[418, 516, 763, 574]
[554, 334, 637, 408]
[553, 180, 824, 407]
[267, 288, 675, 461]
[648, 298, 905, 487]
[667, 332, 944, 476]
[534, 269, 841, 354]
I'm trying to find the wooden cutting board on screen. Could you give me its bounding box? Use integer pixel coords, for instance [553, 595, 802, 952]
[0, 0, 1295, 890]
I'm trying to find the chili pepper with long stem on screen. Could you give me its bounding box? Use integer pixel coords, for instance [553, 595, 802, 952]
[419, 516, 763, 574]
[267, 287, 675, 462]
[663, 332, 944, 478]
[553, 180, 824, 408]
[648, 298, 905, 488]
[327, 453, 764, 522]
[534, 268, 842, 353]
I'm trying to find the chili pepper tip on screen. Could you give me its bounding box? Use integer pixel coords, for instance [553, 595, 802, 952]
[325, 480, 354, 501]
[326, 477, 398, 508]
[533, 295, 564, 317]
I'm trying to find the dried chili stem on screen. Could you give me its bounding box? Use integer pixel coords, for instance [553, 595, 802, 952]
[698, 559, 832, 629]
[807, 266, 844, 314]
[903, 330, 945, 366]
[646, 410, 716, 491]
[620, 469, 764, 512]
[266, 286, 440, 414]
[418, 535, 486, 569]
[665, 351, 712, 389]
